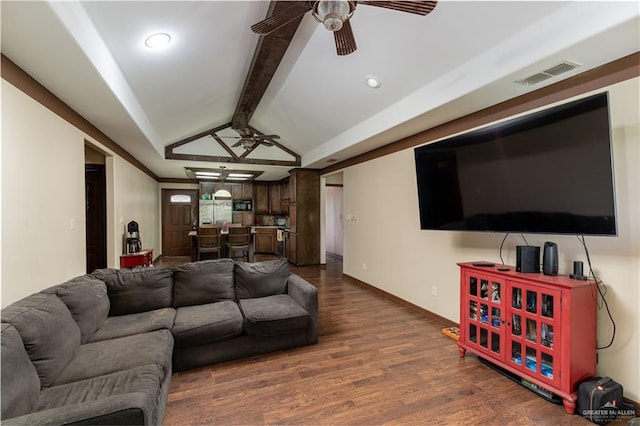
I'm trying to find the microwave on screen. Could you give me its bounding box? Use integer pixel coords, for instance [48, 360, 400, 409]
[233, 200, 252, 211]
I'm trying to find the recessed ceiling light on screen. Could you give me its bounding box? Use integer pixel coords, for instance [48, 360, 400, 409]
[145, 32, 171, 49]
[365, 75, 382, 89]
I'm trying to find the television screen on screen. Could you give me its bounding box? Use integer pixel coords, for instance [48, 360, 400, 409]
[414, 93, 617, 235]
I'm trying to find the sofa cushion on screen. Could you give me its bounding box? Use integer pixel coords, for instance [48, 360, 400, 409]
[93, 267, 173, 316]
[1, 293, 81, 389]
[239, 294, 310, 336]
[235, 258, 290, 299]
[53, 329, 173, 386]
[35, 364, 163, 425]
[43, 275, 110, 343]
[172, 259, 235, 307]
[89, 308, 176, 342]
[1, 323, 40, 419]
[172, 301, 243, 348]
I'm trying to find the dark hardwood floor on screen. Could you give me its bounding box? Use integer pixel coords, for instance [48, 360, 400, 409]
[160, 255, 591, 425]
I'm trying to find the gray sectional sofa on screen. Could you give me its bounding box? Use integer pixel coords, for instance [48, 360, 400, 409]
[1, 258, 318, 425]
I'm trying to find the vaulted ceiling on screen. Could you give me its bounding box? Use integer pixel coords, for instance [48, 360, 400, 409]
[2, 1, 638, 181]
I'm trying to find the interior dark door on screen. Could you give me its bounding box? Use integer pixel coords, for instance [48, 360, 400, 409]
[162, 189, 198, 256]
[85, 164, 107, 273]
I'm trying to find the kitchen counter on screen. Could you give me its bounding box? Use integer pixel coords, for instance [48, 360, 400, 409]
[251, 225, 286, 230]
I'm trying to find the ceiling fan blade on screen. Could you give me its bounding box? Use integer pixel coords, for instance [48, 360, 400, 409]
[256, 134, 280, 140]
[334, 19, 357, 56]
[253, 138, 275, 146]
[251, 2, 313, 35]
[358, 1, 437, 16]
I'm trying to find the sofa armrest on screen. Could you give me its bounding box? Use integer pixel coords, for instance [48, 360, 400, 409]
[287, 274, 318, 344]
[2, 395, 150, 426]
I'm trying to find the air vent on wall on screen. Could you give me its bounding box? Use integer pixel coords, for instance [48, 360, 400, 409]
[516, 60, 581, 86]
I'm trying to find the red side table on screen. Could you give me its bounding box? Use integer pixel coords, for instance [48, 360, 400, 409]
[120, 249, 153, 269]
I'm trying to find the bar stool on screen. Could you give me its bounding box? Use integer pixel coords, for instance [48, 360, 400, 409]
[197, 227, 221, 260]
[226, 226, 252, 262]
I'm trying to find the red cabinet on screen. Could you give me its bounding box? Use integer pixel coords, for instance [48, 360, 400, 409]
[457, 262, 596, 414]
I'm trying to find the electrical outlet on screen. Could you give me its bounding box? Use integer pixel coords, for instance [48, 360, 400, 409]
[432, 285, 438, 296]
[362, 263, 367, 271]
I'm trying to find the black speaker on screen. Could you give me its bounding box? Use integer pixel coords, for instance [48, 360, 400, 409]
[570, 260, 587, 280]
[543, 241, 558, 276]
[516, 246, 540, 273]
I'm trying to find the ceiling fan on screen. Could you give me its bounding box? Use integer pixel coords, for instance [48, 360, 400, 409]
[251, 0, 438, 56]
[220, 128, 281, 150]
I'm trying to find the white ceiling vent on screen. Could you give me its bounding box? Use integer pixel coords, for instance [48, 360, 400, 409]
[516, 60, 581, 86]
[544, 61, 580, 76]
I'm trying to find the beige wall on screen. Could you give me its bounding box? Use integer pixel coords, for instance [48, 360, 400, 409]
[111, 155, 160, 262]
[339, 77, 640, 400]
[1, 80, 160, 307]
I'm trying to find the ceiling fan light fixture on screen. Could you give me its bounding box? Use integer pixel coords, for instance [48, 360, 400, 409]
[313, 0, 354, 32]
[240, 139, 254, 149]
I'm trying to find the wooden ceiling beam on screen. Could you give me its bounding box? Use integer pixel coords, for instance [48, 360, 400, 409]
[231, 1, 307, 130]
[166, 152, 300, 167]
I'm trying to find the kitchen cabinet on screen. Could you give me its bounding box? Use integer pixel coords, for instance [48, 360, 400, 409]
[269, 184, 283, 215]
[289, 173, 297, 204]
[281, 179, 290, 202]
[200, 182, 233, 198]
[286, 232, 297, 265]
[255, 181, 289, 215]
[242, 182, 253, 199]
[255, 227, 278, 254]
[254, 183, 269, 214]
[280, 180, 290, 214]
[241, 211, 254, 226]
[231, 183, 253, 201]
[286, 169, 319, 265]
[457, 262, 597, 414]
[232, 211, 254, 226]
[232, 212, 242, 225]
[289, 205, 297, 233]
[231, 184, 243, 200]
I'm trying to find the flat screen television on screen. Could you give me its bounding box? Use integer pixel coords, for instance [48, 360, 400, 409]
[414, 93, 617, 235]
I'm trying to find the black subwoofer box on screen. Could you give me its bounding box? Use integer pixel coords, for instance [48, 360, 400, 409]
[516, 246, 540, 273]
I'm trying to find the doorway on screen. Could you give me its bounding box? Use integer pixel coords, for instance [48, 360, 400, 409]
[85, 164, 107, 273]
[325, 173, 344, 258]
[162, 189, 198, 256]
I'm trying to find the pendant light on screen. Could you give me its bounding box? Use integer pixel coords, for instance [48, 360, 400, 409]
[213, 166, 232, 199]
